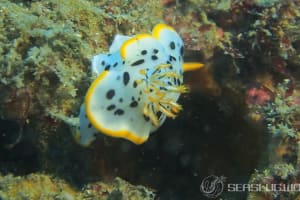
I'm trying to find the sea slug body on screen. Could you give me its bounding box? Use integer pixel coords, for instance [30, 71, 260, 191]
[74, 24, 203, 146]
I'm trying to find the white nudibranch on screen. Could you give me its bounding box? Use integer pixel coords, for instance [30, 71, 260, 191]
[74, 24, 204, 145]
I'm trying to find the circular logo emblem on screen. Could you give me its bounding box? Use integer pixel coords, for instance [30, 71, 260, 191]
[200, 175, 225, 198]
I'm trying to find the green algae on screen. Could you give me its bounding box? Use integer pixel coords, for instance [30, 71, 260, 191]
[248, 163, 298, 200]
[262, 80, 300, 138]
[185, 0, 232, 12]
[253, 0, 283, 7]
[244, 0, 300, 61]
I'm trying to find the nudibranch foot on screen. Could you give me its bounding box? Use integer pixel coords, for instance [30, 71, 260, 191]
[48, 106, 99, 146]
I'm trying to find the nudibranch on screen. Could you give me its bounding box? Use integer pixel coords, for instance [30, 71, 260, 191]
[74, 24, 203, 146]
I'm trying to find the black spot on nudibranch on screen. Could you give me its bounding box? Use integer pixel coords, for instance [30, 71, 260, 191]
[107, 104, 116, 111]
[153, 49, 159, 54]
[114, 109, 124, 115]
[130, 101, 138, 108]
[177, 78, 181, 85]
[169, 55, 177, 62]
[169, 41, 176, 50]
[156, 111, 162, 119]
[106, 89, 115, 99]
[88, 123, 92, 128]
[151, 55, 158, 60]
[141, 50, 147, 55]
[113, 62, 118, 68]
[143, 114, 150, 122]
[180, 46, 184, 56]
[123, 72, 130, 86]
[170, 41, 175, 50]
[133, 81, 138, 88]
[131, 59, 145, 66]
[105, 64, 111, 70]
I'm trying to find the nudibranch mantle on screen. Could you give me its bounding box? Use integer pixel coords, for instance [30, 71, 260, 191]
[74, 24, 203, 146]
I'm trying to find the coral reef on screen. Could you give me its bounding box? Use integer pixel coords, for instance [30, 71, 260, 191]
[246, 79, 300, 200]
[82, 177, 155, 200]
[263, 80, 300, 139]
[0, 173, 155, 200]
[0, 173, 78, 200]
[248, 163, 298, 200]
[0, 0, 300, 199]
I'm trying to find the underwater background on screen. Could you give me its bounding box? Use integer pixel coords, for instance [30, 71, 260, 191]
[0, 0, 300, 199]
